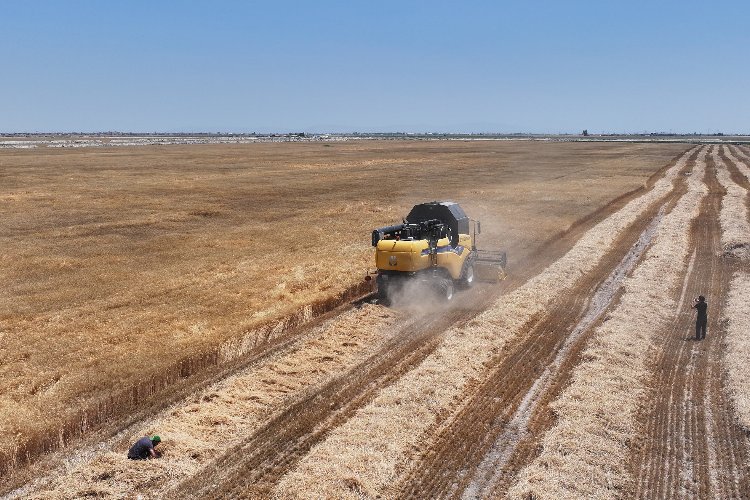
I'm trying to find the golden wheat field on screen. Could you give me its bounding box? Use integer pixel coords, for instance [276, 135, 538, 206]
[7, 140, 750, 499]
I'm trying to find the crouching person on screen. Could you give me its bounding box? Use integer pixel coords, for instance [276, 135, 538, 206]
[127, 435, 161, 460]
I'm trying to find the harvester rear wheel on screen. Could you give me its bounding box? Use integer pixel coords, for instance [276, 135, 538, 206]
[376, 276, 391, 306]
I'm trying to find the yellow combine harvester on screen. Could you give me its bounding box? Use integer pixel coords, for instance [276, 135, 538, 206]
[370, 201, 506, 304]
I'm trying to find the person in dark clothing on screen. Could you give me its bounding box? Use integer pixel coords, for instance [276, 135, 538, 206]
[127, 435, 161, 460]
[692, 295, 708, 340]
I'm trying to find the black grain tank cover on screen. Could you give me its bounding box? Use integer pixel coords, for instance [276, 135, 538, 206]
[406, 201, 469, 247]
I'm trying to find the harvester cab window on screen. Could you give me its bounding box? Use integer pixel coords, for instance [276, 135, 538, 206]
[441, 226, 454, 246]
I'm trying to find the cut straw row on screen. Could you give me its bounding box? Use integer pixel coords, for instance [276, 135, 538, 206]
[718, 145, 750, 431]
[714, 147, 750, 259]
[507, 148, 708, 498]
[273, 147, 696, 499]
[22, 304, 399, 499]
[723, 272, 750, 431]
[730, 145, 750, 178]
[723, 144, 750, 183]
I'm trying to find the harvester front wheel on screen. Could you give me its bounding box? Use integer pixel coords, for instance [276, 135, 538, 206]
[460, 261, 475, 288]
[439, 279, 455, 302]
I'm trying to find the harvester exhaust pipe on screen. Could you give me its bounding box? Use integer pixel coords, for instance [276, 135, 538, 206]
[471, 219, 481, 251]
[372, 224, 406, 246]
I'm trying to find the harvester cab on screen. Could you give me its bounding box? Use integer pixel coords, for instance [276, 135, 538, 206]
[370, 201, 506, 304]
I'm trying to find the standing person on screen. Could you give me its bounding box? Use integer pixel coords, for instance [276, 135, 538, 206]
[692, 295, 708, 340]
[127, 435, 161, 460]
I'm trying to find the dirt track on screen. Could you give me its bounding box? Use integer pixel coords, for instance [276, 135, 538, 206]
[171, 291, 500, 499]
[9, 142, 750, 499]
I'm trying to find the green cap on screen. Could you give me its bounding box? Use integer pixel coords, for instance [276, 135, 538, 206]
[151, 435, 161, 443]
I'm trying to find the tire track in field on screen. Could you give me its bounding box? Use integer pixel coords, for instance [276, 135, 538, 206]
[393, 149, 695, 499]
[269, 149, 695, 500]
[170, 288, 504, 499]
[506, 145, 708, 498]
[717, 146, 750, 260]
[467, 206, 665, 499]
[632, 147, 750, 499]
[168, 149, 695, 499]
[11, 303, 410, 499]
[7, 148, 687, 500]
[734, 145, 750, 169]
[723, 145, 750, 233]
[723, 146, 750, 187]
[0, 284, 375, 496]
[9, 148, 694, 500]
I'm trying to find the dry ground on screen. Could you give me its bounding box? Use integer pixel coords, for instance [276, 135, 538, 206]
[1, 140, 693, 493]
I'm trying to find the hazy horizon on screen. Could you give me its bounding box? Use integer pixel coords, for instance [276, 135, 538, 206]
[1, 130, 746, 136]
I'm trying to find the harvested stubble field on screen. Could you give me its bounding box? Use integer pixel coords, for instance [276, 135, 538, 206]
[7, 139, 750, 498]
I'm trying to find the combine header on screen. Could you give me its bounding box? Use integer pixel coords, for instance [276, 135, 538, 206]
[369, 201, 506, 304]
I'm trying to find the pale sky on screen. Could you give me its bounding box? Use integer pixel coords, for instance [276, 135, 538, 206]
[1, 1, 747, 133]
